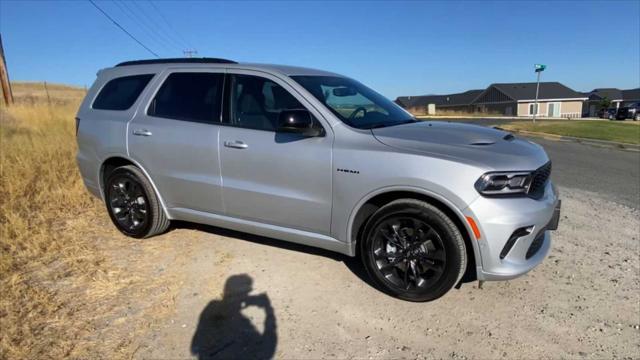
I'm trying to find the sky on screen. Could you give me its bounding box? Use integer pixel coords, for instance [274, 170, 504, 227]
[1, 0, 639, 98]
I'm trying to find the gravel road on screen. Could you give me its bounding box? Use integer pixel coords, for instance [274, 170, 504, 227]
[86, 139, 639, 359]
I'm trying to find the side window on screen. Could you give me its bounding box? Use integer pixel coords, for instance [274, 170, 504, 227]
[225, 74, 307, 131]
[148, 72, 223, 123]
[93, 74, 153, 110]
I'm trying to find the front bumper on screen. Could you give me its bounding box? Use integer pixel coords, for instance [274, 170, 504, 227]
[465, 181, 560, 281]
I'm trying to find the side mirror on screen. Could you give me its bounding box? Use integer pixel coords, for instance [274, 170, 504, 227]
[277, 109, 322, 137]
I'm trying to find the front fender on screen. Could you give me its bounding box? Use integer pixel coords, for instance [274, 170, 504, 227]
[344, 185, 482, 271]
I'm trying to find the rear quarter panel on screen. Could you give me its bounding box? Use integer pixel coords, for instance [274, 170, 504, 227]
[75, 68, 159, 198]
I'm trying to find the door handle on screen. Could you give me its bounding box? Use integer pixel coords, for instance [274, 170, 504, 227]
[224, 140, 248, 149]
[132, 129, 152, 137]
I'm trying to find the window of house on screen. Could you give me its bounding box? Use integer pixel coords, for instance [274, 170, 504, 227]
[93, 74, 154, 110]
[528, 103, 538, 115]
[148, 72, 223, 123]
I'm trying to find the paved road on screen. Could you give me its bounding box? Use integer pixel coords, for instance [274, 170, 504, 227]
[448, 118, 640, 209]
[533, 137, 639, 209]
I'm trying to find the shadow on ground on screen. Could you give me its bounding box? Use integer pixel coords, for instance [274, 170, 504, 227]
[191, 274, 277, 359]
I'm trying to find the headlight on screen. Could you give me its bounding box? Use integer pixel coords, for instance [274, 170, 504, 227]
[474, 171, 533, 196]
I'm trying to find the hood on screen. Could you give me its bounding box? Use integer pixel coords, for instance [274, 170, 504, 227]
[372, 121, 549, 171]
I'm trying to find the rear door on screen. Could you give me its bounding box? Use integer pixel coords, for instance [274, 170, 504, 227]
[218, 71, 333, 234]
[128, 69, 225, 214]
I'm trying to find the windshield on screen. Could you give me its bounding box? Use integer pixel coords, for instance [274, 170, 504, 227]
[292, 76, 415, 129]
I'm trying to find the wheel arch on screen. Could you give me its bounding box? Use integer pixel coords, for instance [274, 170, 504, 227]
[99, 155, 171, 219]
[348, 187, 479, 282]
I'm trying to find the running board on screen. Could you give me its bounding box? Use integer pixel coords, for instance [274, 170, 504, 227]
[169, 208, 354, 256]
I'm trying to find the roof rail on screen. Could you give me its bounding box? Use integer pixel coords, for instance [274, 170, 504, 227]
[115, 58, 237, 67]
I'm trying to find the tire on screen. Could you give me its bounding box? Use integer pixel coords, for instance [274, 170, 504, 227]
[360, 199, 467, 302]
[104, 165, 170, 238]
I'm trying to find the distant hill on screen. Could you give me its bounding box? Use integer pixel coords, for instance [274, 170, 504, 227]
[2, 82, 86, 106]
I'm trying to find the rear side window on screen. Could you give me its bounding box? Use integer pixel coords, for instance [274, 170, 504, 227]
[148, 72, 223, 123]
[93, 74, 154, 110]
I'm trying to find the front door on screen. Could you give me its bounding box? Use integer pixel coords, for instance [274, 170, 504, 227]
[128, 70, 225, 214]
[219, 72, 332, 234]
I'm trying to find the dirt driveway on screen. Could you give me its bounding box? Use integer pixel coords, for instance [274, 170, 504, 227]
[84, 185, 639, 359]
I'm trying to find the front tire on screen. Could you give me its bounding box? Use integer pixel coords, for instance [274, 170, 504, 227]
[360, 199, 467, 302]
[105, 165, 170, 238]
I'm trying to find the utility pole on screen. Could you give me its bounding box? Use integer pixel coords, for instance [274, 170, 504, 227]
[183, 49, 198, 58]
[0, 33, 14, 106]
[532, 64, 546, 123]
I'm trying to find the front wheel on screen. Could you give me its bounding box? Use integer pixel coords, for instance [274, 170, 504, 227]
[105, 165, 170, 238]
[360, 199, 467, 302]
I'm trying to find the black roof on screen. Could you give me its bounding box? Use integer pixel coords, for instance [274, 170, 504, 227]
[396, 89, 483, 108]
[588, 88, 623, 101]
[621, 88, 640, 101]
[116, 57, 237, 67]
[489, 82, 585, 101]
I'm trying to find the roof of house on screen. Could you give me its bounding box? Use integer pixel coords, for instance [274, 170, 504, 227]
[395, 89, 483, 108]
[488, 82, 586, 101]
[621, 88, 640, 101]
[587, 88, 623, 101]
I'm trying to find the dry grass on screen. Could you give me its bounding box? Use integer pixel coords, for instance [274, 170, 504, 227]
[0, 82, 173, 358]
[0, 83, 104, 358]
[0, 82, 195, 359]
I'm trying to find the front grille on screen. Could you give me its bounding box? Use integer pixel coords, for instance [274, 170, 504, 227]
[526, 230, 545, 259]
[527, 162, 551, 199]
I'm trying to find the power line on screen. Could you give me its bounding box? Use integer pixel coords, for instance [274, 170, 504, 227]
[146, 0, 196, 51]
[88, 0, 159, 58]
[128, 0, 184, 53]
[113, 0, 176, 55]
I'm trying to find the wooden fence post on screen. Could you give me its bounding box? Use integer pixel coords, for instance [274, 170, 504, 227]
[44, 81, 53, 120]
[0, 33, 14, 106]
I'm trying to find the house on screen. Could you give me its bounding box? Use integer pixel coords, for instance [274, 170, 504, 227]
[397, 82, 588, 117]
[396, 89, 483, 114]
[583, 88, 640, 117]
[473, 82, 587, 118]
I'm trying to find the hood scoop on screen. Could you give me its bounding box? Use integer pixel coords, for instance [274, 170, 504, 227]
[469, 140, 495, 146]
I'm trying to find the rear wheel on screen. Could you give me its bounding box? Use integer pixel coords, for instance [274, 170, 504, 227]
[105, 165, 169, 238]
[360, 199, 467, 302]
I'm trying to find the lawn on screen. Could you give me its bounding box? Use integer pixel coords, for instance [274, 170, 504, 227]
[500, 120, 640, 145]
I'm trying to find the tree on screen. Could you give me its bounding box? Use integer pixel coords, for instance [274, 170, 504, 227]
[599, 96, 611, 110]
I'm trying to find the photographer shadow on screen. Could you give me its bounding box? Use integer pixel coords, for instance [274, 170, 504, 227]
[191, 274, 277, 360]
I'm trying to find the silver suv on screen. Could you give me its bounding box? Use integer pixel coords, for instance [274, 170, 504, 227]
[76, 58, 560, 301]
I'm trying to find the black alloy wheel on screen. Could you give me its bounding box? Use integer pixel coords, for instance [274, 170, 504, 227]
[105, 165, 170, 238]
[361, 199, 467, 302]
[107, 174, 149, 234]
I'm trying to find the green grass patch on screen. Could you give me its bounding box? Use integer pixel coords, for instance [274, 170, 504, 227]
[501, 120, 640, 145]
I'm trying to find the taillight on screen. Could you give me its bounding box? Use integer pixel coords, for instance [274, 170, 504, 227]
[75, 117, 80, 136]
